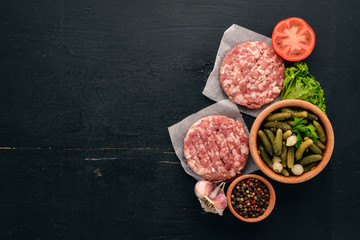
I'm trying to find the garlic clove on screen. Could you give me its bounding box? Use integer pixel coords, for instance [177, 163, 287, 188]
[194, 180, 213, 198]
[273, 161, 283, 173]
[208, 182, 224, 199]
[291, 164, 304, 175]
[209, 183, 227, 216]
[286, 135, 297, 146]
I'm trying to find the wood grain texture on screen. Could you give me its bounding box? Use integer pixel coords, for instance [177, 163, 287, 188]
[0, 0, 359, 239]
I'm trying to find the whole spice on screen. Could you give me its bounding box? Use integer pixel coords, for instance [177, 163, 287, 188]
[194, 180, 227, 215]
[231, 177, 270, 218]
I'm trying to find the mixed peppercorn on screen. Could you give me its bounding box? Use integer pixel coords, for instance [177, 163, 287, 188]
[230, 177, 270, 218]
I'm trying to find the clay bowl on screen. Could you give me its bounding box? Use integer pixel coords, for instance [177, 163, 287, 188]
[249, 99, 334, 183]
[226, 174, 276, 223]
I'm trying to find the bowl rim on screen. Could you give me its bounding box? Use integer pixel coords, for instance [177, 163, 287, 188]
[249, 99, 334, 183]
[226, 174, 276, 223]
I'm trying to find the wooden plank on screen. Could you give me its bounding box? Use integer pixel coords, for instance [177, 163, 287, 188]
[0, 0, 359, 239]
[0, 149, 342, 239]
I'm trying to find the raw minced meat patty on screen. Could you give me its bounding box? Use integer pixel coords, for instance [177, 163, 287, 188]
[220, 41, 285, 108]
[184, 115, 249, 181]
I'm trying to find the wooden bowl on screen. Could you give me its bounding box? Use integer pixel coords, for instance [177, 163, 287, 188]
[226, 174, 276, 223]
[249, 99, 334, 183]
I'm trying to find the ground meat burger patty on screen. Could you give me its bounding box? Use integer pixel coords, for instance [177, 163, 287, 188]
[184, 115, 249, 181]
[220, 41, 285, 108]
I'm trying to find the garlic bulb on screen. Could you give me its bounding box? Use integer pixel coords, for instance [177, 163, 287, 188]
[195, 180, 227, 216]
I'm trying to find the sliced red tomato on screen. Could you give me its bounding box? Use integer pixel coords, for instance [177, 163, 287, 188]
[271, 17, 315, 61]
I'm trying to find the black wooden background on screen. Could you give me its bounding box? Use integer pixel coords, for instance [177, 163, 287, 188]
[1, 0, 359, 239]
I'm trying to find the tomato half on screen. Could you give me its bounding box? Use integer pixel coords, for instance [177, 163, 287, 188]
[271, 17, 315, 61]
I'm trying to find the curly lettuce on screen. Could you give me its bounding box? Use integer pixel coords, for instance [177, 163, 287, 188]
[281, 62, 326, 114]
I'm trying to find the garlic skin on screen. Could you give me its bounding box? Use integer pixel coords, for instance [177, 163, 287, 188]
[194, 180, 213, 198]
[195, 180, 227, 216]
[208, 182, 222, 199]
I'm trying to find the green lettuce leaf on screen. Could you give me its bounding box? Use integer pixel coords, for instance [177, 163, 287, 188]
[281, 62, 326, 114]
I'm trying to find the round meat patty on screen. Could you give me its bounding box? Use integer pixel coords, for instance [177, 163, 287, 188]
[220, 41, 285, 108]
[184, 115, 249, 181]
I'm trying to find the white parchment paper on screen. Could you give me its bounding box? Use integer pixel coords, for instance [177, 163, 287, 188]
[202, 24, 280, 117]
[168, 99, 259, 181]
